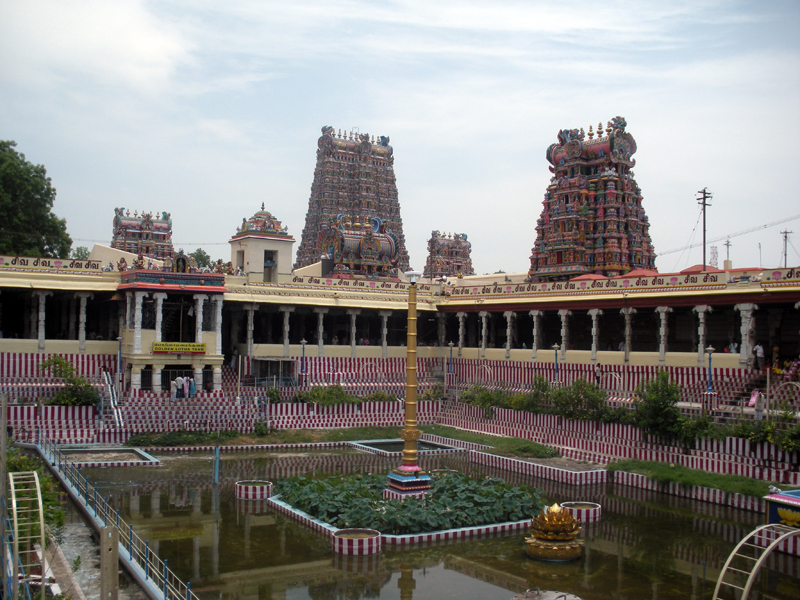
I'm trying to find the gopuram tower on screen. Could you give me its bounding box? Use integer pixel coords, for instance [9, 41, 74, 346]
[295, 126, 410, 271]
[527, 117, 656, 281]
[422, 231, 475, 279]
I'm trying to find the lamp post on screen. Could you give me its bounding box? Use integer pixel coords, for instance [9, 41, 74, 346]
[448, 341, 454, 374]
[116, 336, 123, 399]
[706, 345, 715, 393]
[300, 338, 307, 381]
[552, 343, 560, 384]
[387, 270, 431, 497]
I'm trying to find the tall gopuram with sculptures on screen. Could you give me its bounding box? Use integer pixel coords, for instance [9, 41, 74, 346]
[527, 117, 656, 282]
[294, 126, 410, 272]
[110, 208, 175, 261]
[422, 230, 475, 279]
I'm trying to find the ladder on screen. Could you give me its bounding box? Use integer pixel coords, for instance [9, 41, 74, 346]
[713, 523, 800, 599]
[8, 471, 46, 600]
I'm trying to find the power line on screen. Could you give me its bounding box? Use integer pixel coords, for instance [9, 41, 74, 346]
[658, 213, 800, 256]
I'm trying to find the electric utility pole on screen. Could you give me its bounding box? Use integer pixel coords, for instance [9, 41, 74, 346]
[697, 188, 712, 270]
[781, 229, 793, 268]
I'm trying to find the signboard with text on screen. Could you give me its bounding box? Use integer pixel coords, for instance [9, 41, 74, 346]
[152, 342, 206, 354]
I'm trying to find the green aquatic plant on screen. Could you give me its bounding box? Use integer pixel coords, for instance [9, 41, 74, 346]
[273, 472, 545, 535]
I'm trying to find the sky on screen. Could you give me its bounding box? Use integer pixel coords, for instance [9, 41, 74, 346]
[1, 0, 799, 274]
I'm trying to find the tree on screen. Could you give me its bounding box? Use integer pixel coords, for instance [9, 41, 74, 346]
[71, 245, 90, 260]
[189, 247, 212, 268]
[634, 370, 682, 440]
[0, 141, 72, 257]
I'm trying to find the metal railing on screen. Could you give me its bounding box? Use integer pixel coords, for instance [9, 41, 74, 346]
[37, 432, 198, 600]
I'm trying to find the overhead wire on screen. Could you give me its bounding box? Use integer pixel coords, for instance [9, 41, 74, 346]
[670, 207, 702, 272]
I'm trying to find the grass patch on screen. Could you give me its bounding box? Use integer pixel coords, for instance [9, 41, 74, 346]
[607, 459, 797, 498]
[126, 430, 239, 447]
[125, 425, 560, 459]
[420, 425, 560, 459]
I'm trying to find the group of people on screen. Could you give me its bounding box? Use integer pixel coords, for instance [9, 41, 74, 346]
[170, 375, 196, 400]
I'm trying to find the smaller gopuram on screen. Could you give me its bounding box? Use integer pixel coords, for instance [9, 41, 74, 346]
[527, 117, 657, 281]
[422, 230, 474, 279]
[318, 215, 399, 279]
[111, 208, 175, 260]
[229, 203, 295, 283]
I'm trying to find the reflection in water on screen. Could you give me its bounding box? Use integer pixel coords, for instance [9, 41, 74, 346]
[76, 450, 800, 600]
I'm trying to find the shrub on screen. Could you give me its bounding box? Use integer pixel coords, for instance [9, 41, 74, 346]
[362, 390, 397, 402]
[506, 376, 550, 413]
[262, 388, 281, 404]
[633, 370, 682, 440]
[253, 421, 269, 437]
[551, 378, 606, 421]
[460, 385, 508, 418]
[39, 356, 100, 407]
[421, 382, 445, 401]
[294, 385, 360, 406]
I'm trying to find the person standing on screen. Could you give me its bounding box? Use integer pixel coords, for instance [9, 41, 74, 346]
[189, 376, 196, 398]
[170, 378, 177, 401]
[753, 342, 765, 371]
[595, 363, 602, 385]
[175, 375, 184, 399]
[183, 376, 190, 399]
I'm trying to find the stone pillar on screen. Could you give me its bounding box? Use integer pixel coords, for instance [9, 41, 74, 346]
[76, 292, 93, 354]
[279, 306, 295, 357]
[314, 307, 328, 356]
[456, 312, 467, 357]
[213, 367, 222, 391]
[130, 365, 142, 391]
[245, 304, 255, 357]
[347, 308, 360, 358]
[558, 309, 572, 363]
[479, 311, 489, 358]
[125, 293, 132, 331]
[194, 365, 203, 391]
[692, 305, 713, 367]
[193, 294, 207, 344]
[655, 307, 673, 366]
[213, 296, 224, 356]
[34, 291, 51, 351]
[734, 303, 758, 367]
[529, 310, 543, 360]
[133, 291, 149, 354]
[503, 311, 515, 360]
[152, 364, 163, 394]
[588, 309, 603, 364]
[153, 293, 167, 344]
[379, 310, 392, 358]
[620, 307, 636, 365]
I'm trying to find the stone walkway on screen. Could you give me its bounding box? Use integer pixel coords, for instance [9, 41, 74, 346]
[56, 522, 149, 600]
